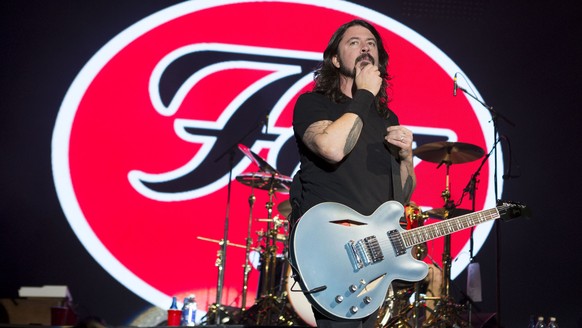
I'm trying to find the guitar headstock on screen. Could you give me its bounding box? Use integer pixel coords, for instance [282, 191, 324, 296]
[496, 200, 531, 221]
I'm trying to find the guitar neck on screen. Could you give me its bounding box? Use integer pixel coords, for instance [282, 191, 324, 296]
[401, 207, 500, 247]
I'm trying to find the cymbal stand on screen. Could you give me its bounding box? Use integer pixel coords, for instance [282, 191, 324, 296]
[241, 182, 257, 311]
[408, 209, 429, 328]
[252, 175, 291, 325]
[257, 177, 276, 297]
[380, 207, 428, 328]
[424, 161, 468, 327]
[390, 245, 427, 328]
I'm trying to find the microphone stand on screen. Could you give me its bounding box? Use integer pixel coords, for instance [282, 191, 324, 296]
[462, 140, 497, 326]
[457, 84, 514, 327]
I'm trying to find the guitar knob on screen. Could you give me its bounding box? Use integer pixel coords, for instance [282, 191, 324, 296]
[350, 306, 358, 314]
[349, 284, 357, 292]
[363, 296, 372, 304]
[335, 295, 343, 303]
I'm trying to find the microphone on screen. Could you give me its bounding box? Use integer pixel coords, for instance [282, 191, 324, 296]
[453, 73, 458, 96]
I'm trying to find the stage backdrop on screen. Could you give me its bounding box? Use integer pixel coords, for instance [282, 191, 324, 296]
[2, 1, 581, 327]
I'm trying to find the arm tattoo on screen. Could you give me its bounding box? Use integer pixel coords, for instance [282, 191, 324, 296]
[344, 117, 363, 154]
[303, 120, 332, 152]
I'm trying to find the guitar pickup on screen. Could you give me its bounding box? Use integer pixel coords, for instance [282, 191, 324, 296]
[388, 230, 406, 256]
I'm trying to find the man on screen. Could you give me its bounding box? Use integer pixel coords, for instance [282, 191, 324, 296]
[289, 19, 416, 328]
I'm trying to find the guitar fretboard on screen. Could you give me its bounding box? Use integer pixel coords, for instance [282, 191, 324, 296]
[401, 208, 500, 247]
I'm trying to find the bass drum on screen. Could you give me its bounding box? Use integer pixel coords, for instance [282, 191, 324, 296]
[284, 265, 316, 327]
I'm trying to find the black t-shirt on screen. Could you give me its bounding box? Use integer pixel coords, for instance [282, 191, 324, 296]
[291, 90, 400, 218]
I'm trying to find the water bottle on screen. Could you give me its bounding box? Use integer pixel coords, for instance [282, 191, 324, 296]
[534, 316, 546, 328]
[547, 317, 559, 328]
[181, 294, 197, 326]
[169, 297, 176, 309]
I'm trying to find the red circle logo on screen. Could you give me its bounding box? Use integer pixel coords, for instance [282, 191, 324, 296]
[52, 0, 501, 314]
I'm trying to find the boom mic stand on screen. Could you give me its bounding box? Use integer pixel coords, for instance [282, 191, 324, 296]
[210, 120, 268, 324]
[456, 76, 515, 326]
[207, 148, 235, 325]
[460, 142, 497, 325]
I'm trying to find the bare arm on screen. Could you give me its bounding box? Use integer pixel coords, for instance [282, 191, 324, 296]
[385, 126, 417, 198]
[302, 113, 363, 164]
[399, 154, 416, 200]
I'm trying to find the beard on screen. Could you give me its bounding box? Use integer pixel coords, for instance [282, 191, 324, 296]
[338, 53, 376, 78]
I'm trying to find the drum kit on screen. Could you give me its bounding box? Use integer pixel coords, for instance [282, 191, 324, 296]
[377, 141, 486, 328]
[201, 140, 486, 328]
[200, 144, 307, 326]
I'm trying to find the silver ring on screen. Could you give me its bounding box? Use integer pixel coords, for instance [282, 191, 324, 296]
[400, 135, 404, 142]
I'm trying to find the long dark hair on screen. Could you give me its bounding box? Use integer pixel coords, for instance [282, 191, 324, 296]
[313, 19, 391, 118]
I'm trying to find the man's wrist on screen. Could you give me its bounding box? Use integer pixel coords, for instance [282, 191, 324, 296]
[346, 89, 374, 122]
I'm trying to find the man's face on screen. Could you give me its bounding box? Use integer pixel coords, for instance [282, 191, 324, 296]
[332, 25, 379, 78]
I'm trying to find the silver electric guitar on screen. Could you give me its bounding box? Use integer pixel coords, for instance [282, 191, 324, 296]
[288, 200, 528, 320]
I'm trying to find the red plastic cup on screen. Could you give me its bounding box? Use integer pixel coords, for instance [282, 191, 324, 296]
[167, 309, 182, 326]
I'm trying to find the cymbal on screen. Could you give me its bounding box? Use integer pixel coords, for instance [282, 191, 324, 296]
[277, 199, 292, 218]
[236, 172, 291, 193]
[238, 143, 278, 174]
[426, 207, 473, 219]
[413, 141, 485, 165]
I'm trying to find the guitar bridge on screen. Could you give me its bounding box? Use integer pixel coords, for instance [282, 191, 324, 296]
[346, 236, 384, 270]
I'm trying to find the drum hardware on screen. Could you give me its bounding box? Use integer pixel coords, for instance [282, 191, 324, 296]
[257, 215, 289, 243]
[196, 234, 258, 316]
[257, 215, 289, 229]
[409, 207, 427, 328]
[377, 141, 484, 327]
[277, 199, 292, 218]
[204, 141, 278, 324]
[235, 144, 296, 325]
[376, 204, 429, 328]
[412, 141, 484, 327]
[405, 203, 429, 261]
[196, 234, 250, 320]
[377, 284, 420, 328]
[240, 293, 302, 327]
[197, 236, 249, 249]
[241, 178, 257, 311]
[202, 303, 233, 325]
[376, 202, 429, 328]
[254, 187, 289, 325]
